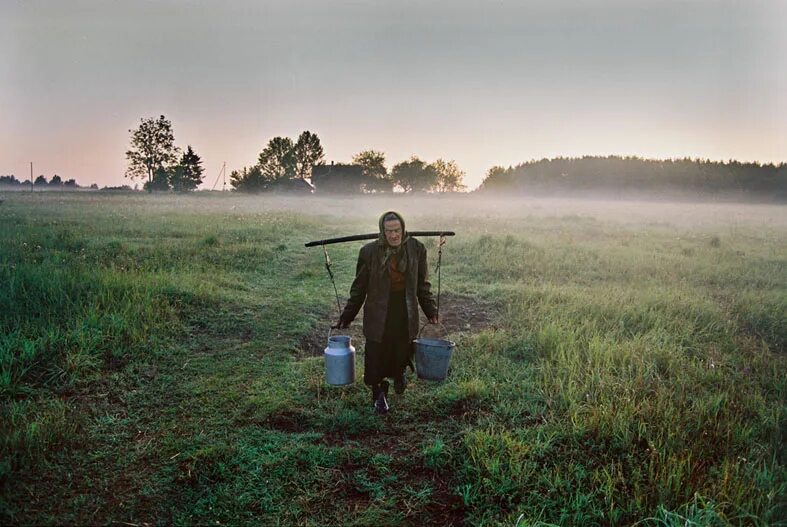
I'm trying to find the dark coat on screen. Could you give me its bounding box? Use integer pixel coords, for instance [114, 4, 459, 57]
[341, 237, 438, 343]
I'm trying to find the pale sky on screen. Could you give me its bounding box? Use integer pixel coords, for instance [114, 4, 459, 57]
[2, 0, 785, 190]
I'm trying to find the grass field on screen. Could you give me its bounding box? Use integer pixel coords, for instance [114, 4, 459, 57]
[1, 192, 785, 526]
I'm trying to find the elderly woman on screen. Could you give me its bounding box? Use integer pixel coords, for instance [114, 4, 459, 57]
[338, 211, 438, 413]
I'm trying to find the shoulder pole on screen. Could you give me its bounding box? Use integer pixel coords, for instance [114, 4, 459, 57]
[309, 231, 456, 326]
[306, 231, 455, 247]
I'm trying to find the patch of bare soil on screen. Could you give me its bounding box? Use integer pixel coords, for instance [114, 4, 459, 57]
[426, 291, 499, 336]
[326, 469, 466, 525]
[297, 292, 499, 358]
[263, 410, 309, 433]
[318, 423, 467, 526]
[404, 469, 467, 526]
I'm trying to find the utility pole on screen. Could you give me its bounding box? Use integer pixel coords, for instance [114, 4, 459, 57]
[30, 162, 33, 192]
[211, 162, 227, 192]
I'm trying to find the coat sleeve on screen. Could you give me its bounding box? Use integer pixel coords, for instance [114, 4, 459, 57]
[417, 244, 438, 318]
[340, 247, 369, 323]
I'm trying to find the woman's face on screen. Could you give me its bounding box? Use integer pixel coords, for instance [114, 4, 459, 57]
[383, 219, 403, 247]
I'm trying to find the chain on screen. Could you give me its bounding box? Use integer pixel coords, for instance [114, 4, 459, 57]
[323, 245, 342, 320]
[436, 235, 446, 319]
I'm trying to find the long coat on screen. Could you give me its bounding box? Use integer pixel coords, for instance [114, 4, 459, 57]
[341, 237, 438, 343]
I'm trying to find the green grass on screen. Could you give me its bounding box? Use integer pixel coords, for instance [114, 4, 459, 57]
[1, 192, 785, 525]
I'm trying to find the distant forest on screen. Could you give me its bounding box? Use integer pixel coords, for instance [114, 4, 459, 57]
[0, 175, 103, 190]
[479, 156, 787, 200]
[4, 155, 786, 201]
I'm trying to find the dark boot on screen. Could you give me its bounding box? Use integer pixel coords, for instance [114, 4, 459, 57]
[394, 371, 407, 395]
[372, 382, 389, 414]
[370, 381, 389, 402]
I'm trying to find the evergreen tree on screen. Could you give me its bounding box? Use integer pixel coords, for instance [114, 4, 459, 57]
[144, 166, 171, 191]
[230, 165, 268, 193]
[171, 145, 204, 191]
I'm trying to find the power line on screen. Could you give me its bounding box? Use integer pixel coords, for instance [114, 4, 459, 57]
[211, 162, 226, 191]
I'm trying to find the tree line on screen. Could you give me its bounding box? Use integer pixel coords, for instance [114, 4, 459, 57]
[118, 117, 782, 199]
[11, 121, 782, 197]
[122, 114, 467, 193]
[0, 174, 97, 189]
[479, 156, 787, 199]
[229, 136, 467, 193]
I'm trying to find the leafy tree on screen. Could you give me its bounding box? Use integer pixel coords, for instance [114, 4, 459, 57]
[353, 150, 392, 192]
[171, 145, 204, 192]
[391, 156, 437, 192]
[125, 115, 180, 191]
[258, 137, 296, 182]
[64, 179, 78, 188]
[429, 159, 466, 192]
[230, 165, 268, 193]
[293, 131, 325, 180]
[34, 175, 48, 186]
[49, 175, 63, 187]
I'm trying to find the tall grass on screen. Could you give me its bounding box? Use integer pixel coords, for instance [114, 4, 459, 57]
[1, 193, 784, 525]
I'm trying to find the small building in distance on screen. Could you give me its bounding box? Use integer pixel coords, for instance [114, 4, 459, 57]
[269, 177, 315, 194]
[311, 163, 367, 194]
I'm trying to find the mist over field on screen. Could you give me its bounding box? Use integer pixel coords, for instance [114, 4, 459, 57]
[4, 0, 786, 522]
[189, 193, 787, 228]
[1, 192, 784, 525]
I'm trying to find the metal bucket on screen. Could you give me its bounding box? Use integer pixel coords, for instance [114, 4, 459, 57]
[414, 337, 455, 381]
[324, 335, 355, 385]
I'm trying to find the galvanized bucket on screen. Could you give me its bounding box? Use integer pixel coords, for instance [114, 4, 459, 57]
[414, 324, 454, 381]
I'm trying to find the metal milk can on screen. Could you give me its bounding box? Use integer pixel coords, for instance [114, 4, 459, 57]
[324, 334, 355, 385]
